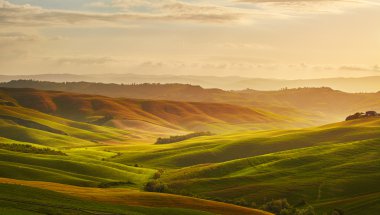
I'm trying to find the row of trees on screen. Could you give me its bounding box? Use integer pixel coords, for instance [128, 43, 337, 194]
[346, 111, 379, 121]
[0, 143, 66, 156]
[155, 131, 213, 144]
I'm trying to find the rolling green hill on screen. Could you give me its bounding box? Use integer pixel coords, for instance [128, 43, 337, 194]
[0, 87, 300, 133]
[108, 117, 380, 214]
[0, 95, 158, 188]
[0, 178, 271, 215]
[111, 118, 380, 168]
[0, 183, 214, 215]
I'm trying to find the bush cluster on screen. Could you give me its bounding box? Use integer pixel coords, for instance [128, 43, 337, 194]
[260, 199, 316, 215]
[144, 181, 168, 193]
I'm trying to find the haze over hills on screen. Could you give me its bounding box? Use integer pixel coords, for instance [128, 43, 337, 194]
[1, 73, 380, 93]
[0, 87, 294, 134]
[2, 80, 380, 125]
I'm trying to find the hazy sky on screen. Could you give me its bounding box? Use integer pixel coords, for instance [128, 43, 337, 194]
[1, 0, 379, 79]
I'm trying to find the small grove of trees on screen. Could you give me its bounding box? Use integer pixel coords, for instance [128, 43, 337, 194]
[144, 181, 168, 193]
[144, 168, 166, 192]
[153, 169, 165, 180]
[155, 131, 213, 144]
[346, 111, 379, 121]
[0, 143, 66, 156]
[260, 199, 316, 215]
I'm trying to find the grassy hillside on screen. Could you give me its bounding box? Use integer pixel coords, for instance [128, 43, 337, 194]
[162, 137, 380, 214]
[2, 80, 380, 124]
[0, 183, 215, 215]
[111, 117, 380, 168]
[0, 178, 271, 215]
[0, 97, 160, 188]
[0, 149, 156, 187]
[0, 85, 378, 214]
[106, 118, 380, 214]
[0, 102, 134, 147]
[0, 87, 295, 133]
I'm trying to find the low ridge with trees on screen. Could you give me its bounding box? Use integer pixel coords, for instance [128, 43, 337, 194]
[346, 111, 379, 121]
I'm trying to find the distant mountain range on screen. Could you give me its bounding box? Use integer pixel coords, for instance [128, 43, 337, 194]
[1, 73, 380, 92]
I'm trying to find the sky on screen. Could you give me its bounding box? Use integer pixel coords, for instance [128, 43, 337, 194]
[0, 0, 379, 79]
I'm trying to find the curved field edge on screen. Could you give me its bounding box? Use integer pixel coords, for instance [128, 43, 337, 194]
[0, 177, 272, 215]
[0, 183, 211, 215]
[0, 149, 156, 187]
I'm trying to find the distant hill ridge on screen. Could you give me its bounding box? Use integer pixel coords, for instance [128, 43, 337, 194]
[2, 80, 380, 125]
[1, 73, 380, 92]
[0, 87, 285, 133]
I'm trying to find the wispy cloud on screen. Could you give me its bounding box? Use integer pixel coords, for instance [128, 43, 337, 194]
[340, 65, 380, 73]
[55, 56, 116, 66]
[236, 0, 377, 15]
[0, 0, 246, 27]
[0, 32, 40, 42]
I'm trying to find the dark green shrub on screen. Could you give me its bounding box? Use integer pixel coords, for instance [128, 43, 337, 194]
[144, 181, 168, 193]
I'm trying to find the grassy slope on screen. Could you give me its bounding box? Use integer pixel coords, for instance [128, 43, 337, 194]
[0, 178, 271, 215]
[0, 149, 155, 187]
[112, 118, 380, 168]
[0, 183, 213, 215]
[0, 87, 302, 133]
[109, 118, 380, 214]
[0, 104, 132, 148]
[163, 139, 380, 214]
[0, 101, 158, 188]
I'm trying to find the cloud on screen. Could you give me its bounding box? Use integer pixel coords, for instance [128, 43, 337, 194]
[239, 0, 341, 2]
[217, 42, 274, 50]
[1, 0, 374, 28]
[55, 56, 116, 65]
[236, 0, 374, 15]
[339, 65, 380, 73]
[0, 32, 40, 42]
[0, 0, 245, 27]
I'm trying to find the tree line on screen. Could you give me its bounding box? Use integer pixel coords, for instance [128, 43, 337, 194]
[155, 131, 213, 144]
[0, 143, 66, 156]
